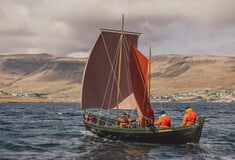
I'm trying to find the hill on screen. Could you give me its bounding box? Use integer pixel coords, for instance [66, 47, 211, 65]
[151, 54, 235, 95]
[0, 54, 234, 102]
[0, 54, 86, 102]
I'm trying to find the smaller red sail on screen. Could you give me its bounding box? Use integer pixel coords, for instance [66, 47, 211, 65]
[129, 44, 150, 128]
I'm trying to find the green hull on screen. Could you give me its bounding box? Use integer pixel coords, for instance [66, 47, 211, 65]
[82, 114, 204, 144]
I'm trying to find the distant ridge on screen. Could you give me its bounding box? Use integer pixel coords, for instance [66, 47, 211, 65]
[151, 54, 235, 94]
[0, 54, 234, 102]
[0, 54, 86, 102]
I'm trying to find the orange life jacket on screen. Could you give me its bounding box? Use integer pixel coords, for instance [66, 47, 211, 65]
[120, 115, 129, 128]
[154, 115, 171, 128]
[185, 110, 196, 125]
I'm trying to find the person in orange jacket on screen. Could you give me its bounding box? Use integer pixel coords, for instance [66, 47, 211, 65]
[120, 112, 130, 128]
[154, 111, 171, 128]
[181, 107, 197, 126]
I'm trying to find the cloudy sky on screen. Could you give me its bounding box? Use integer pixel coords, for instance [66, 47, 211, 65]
[1, 0, 235, 57]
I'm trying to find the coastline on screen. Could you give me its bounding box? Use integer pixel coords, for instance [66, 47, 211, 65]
[0, 97, 233, 104]
[0, 96, 79, 103]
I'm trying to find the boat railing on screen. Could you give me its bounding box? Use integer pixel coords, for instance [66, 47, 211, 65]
[83, 111, 140, 128]
[83, 112, 118, 126]
[83, 112, 204, 130]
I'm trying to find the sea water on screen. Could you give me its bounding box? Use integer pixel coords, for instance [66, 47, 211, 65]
[0, 103, 234, 160]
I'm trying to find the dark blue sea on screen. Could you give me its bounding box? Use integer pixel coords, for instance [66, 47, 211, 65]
[0, 103, 234, 160]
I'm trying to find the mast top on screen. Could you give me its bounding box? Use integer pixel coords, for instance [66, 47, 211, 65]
[100, 29, 141, 36]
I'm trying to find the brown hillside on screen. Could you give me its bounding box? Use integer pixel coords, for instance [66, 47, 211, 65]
[151, 54, 235, 95]
[0, 54, 234, 102]
[0, 54, 86, 102]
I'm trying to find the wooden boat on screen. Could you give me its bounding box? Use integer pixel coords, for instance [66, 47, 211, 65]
[81, 15, 204, 144]
[82, 112, 204, 144]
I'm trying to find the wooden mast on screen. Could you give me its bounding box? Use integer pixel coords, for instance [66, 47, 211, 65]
[148, 46, 152, 101]
[116, 14, 124, 127]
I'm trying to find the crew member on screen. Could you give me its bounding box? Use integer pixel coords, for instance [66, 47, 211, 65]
[147, 102, 155, 122]
[84, 114, 96, 123]
[146, 102, 155, 126]
[154, 111, 171, 128]
[181, 107, 197, 126]
[120, 112, 129, 128]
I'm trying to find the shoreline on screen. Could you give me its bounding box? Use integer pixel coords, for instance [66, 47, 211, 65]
[0, 97, 79, 103]
[0, 98, 233, 104]
[1, 94, 234, 103]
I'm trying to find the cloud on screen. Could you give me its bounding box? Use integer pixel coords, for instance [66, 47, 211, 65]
[0, 0, 235, 57]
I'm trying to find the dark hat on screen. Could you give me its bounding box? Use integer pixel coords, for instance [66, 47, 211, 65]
[160, 111, 165, 115]
[122, 111, 128, 115]
[185, 107, 191, 110]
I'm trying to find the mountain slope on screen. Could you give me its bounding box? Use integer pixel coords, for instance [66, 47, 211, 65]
[151, 54, 235, 94]
[0, 54, 234, 102]
[0, 54, 86, 102]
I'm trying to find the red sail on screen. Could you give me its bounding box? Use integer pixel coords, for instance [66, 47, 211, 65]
[129, 45, 150, 128]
